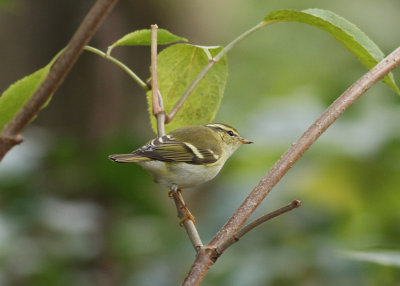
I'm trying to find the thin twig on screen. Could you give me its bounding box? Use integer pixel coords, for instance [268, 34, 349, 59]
[156, 89, 166, 136]
[150, 24, 203, 251]
[0, 0, 119, 161]
[151, 24, 166, 136]
[216, 200, 302, 254]
[84, 45, 148, 90]
[151, 27, 162, 113]
[171, 188, 203, 250]
[183, 46, 400, 285]
[165, 21, 268, 123]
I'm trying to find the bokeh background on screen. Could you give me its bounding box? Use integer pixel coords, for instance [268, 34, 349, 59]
[1, 0, 400, 285]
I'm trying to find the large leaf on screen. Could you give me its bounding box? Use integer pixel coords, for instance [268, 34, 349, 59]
[0, 52, 61, 132]
[107, 29, 187, 55]
[147, 44, 228, 134]
[264, 9, 400, 94]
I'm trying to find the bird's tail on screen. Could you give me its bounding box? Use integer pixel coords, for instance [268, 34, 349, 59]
[108, 153, 148, 163]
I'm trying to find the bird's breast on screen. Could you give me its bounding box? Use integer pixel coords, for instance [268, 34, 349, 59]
[138, 160, 224, 189]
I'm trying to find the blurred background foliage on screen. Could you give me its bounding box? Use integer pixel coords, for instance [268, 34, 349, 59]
[0, 0, 400, 285]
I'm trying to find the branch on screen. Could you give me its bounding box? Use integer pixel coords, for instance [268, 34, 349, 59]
[165, 21, 268, 123]
[171, 189, 203, 250]
[183, 46, 400, 285]
[0, 0, 119, 162]
[150, 24, 203, 251]
[216, 200, 302, 254]
[210, 46, 400, 247]
[150, 24, 166, 136]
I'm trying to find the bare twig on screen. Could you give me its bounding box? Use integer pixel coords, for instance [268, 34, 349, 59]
[216, 200, 302, 254]
[171, 188, 203, 250]
[150, 24, 203, 251]
[151, 24, 166, 136]
[182, 46, 400, 285]
[0, 0, 119, 162]
[150, 25, 159, 112]
[183, 200, 302, 286]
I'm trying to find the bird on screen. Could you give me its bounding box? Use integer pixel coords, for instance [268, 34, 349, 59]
[108, 123, 252, 224]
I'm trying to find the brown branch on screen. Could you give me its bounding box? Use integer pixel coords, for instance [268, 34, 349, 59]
[216, 200, 302, 254]
[171, 189, 203, 250]
[150, 24, 203, 251]
[183, 247, 216, 286]
[0, 0, 119, 162]
[183, 46, 400, 285]
[150, 25, 166, 136]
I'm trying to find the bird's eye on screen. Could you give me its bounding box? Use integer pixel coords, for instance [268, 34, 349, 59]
[227, 131, 235, 136]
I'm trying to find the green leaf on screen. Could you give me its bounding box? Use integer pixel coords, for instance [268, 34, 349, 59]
[147, 44, 228, 134]
[264, 8, 400, 95]
[107, 29, 187, 55]
[0, 51, 61, 132]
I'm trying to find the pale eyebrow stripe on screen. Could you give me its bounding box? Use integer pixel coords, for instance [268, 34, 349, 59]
[206, 124, 240, 138]
[206, 123, 227, 130]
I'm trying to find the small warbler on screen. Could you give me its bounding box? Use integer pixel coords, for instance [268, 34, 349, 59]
[108, 123, 252, 189]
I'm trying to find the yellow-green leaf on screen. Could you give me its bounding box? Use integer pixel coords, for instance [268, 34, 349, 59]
[0, 51, 61, 132]
[107, 29, 187, 55]
[147, 44, 228, 134]
[264, 8, 400, 95]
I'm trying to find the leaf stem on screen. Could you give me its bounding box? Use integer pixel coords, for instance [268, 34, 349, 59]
[214, 21, 268, 62]
[166, 21, 268, 123]
[84, 45, 148, 90]
[166, 60, 213, 123]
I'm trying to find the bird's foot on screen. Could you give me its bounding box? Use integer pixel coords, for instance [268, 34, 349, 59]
[168, 187, 196, 226]
[179, 211, 196, 226]
[168, 187, 182, 198]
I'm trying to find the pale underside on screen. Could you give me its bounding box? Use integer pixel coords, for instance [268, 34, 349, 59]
[137, 159, 225, 189]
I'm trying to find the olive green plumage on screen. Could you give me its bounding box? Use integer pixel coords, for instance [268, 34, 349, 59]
[109, 123, 252, 188]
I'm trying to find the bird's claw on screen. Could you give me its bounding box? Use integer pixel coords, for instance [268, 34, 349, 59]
[179, 212, 196, 226]
[168, 188, 196, 226]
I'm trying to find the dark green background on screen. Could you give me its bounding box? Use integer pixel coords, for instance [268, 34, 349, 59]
[0, 0, 399, 285]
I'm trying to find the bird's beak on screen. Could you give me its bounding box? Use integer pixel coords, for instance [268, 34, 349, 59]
[240, 138, 253, 144]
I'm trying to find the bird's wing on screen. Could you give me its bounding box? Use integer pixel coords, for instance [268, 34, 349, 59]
[134, 135, 219, 164]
